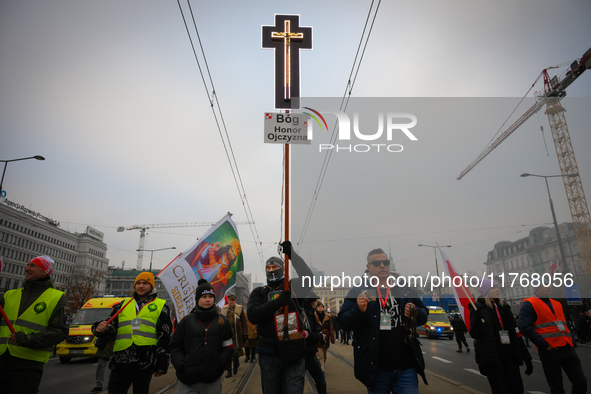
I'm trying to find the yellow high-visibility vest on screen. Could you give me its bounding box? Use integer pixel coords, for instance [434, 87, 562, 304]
[0, 287, 64, 363]
[113, 298, 165, 352]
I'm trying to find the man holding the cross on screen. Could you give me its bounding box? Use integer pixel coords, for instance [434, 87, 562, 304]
[0, 256, 69, 394]
[247, 241, 313, 394]
[339, 248, 429, 394]
[93, 272, 172, 394]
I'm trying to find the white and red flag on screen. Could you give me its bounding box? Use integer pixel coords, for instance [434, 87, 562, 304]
[437, 243, 476, 331]
[550, 261, 558, 274]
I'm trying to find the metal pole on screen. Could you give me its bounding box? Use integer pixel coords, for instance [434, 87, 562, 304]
[0, 162, 8, 196]
[545, 177, 570, 274]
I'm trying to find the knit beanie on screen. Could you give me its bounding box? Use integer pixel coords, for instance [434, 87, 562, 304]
[30, 256, 55, 275]
[265, 256, 285, 282]
[195, 279, 215, 301]
[478, 278, 494, 297]
[134, 272, 155, 289]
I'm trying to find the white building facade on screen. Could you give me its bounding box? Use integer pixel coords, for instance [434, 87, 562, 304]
[0, 200, 109, 296]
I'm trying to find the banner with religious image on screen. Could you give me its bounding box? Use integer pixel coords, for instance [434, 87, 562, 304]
[157, 213, 244, 319]
[181, 213, 244, 307]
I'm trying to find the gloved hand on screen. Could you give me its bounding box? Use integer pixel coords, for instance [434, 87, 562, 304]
[273, 290, 291, 308]
[243, 335, 249, 342]
[279, 241, 292, 258]
[14, 331, 32, 347]
[524, 359, 533, 376]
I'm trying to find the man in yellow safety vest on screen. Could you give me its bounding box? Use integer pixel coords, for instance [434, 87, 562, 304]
[93, 272, 172, 394]
[0, 256, 69, 394]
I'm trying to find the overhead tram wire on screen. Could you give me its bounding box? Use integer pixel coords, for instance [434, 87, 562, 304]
[296, 0, 382, 251]
[185, 0, 264, 262]
[297, 0, 382, 251]
[177, 0, 264, 267]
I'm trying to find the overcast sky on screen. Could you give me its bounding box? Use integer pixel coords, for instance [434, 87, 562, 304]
[1, 1, 590, 287]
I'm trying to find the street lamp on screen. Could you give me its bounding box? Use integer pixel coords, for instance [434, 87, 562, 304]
[419, 244, 451, 306]
[520, 172, 579, 274]
[136, 247, 176, 272]
[0, 156, 45, 197]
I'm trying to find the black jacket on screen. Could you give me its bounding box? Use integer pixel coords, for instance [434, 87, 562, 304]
[247, 250, 313, 355]
[170, 306, 233, 384]
[338, 284, 429, 391]
[450, 317, 467, 334]
[469, 298, 531, 375]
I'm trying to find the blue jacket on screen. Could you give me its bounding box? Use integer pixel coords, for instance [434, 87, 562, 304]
[338, 284, 429, 390]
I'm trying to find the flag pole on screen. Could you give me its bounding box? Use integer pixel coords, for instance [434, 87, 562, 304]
[0, 304, 15, 334]
[105, 298, 134, 325]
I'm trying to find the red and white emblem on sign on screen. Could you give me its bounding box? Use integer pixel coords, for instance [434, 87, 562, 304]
[265, 113, 273, 119]
[303, 121, 308, 128]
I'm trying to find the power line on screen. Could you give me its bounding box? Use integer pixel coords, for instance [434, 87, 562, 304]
[177, 0, 264, 268]
[296, 0, 382, 250]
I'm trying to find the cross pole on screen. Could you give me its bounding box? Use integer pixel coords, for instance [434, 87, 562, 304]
[263, 15, 312, 339]
[262, 15, 312, 110]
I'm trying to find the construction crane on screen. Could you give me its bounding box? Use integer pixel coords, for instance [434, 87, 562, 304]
[117, 217, 253, 270]
[457, 46, 591, 275]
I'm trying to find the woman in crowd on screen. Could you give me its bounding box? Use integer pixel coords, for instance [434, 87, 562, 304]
[469, 279, 533, 394]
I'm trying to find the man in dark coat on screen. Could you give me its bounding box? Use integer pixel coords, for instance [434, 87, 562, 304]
[170, 279, 234, 393]
[450, 314, 470, 353]
[247, 241, 313, 394]
[220, 294, 248, 377]
[338, 248, 429, 393]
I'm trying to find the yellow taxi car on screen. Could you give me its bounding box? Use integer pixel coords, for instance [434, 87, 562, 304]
[417, 306, 454, 340]
[56, 295, 126, 363]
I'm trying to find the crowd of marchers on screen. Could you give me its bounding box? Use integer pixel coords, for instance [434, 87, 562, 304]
[0, 247, 589, 394]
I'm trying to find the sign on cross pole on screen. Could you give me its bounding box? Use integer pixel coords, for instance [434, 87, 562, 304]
[262, 14, 312, 110]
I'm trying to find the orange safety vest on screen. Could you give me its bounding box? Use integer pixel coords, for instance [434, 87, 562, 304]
[525, 297, 573, 350]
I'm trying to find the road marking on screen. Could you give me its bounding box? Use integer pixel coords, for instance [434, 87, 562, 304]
[432, 357, 452, 364]
[532, 359, 541, 363]
[422, 351, 426, 354]
[464, 368, 486, 377]
[527, 391, 546, 394]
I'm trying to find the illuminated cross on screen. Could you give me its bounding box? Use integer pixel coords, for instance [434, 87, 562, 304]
[262, 15, 312, 109]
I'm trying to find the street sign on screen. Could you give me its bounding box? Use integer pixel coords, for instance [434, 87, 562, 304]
[264, 112, 311, 144]
[565, 283, 582, 305]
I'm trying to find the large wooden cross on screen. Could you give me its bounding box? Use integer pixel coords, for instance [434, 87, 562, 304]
[262, 15, 312, 109]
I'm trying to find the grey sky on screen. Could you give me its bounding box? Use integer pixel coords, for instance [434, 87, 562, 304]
[1, 1, 590, 284]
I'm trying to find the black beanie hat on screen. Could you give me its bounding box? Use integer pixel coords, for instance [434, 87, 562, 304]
[195, 279, 215, 301]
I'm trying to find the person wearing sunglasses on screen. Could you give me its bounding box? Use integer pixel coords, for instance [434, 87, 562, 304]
[338, 248, 429, 394]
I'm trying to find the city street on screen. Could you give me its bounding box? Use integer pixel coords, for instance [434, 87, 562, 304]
[37, 339, 591, 394]
[41, 356, 101, 394]
[422, 336, 591, 394]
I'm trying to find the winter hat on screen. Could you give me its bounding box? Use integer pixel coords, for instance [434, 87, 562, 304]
[478, 278, 494, 297]
[134, 272, 155, 289]
[30, 256, 55, 275]
[227, 294, 237, 301]
[195, 279, 215, 301]
[265, 256, 285, 282]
